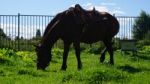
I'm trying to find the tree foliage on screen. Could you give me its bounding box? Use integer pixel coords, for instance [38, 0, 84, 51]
[133, 11, 150, 40]
[0, 28, 7, 38]
[0, 28, 11, 48]
[35, 29, 41, 38]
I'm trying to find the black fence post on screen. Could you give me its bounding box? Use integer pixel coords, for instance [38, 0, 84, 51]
[18, 13, 20, 51]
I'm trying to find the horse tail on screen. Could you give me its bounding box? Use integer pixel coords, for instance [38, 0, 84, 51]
[107, 13, 120, 37]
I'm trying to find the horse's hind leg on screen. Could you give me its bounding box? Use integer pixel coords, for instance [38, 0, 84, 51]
[103, 40, 114, 65]
[100, 47, 107, 63]
[61, 42, 71, 70]
[73, 42, 82, 70]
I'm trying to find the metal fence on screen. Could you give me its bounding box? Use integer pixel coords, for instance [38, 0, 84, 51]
[0, 14, 53, 50]
[116, 16, 138, 39]
[0, 14, 148, 50]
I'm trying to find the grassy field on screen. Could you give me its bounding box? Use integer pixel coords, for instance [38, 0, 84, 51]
[0, 46, 150, 84]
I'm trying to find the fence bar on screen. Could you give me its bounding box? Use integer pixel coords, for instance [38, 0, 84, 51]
[18, 13, 20, 50]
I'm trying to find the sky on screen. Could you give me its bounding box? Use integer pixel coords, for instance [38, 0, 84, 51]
[0, 0, 150, 39]
[0, 0, 150, 16]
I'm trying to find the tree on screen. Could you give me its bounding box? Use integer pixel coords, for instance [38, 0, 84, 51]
[32, 29, 42, 40]
[35, 29, 41, 38]
[133, 11, 150, 40]
[0, 28, 7, 38]
[15, 36, 19, 40]
[0, 28, 11, 48]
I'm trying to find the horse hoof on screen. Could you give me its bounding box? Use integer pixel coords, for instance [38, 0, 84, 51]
[110, 62, 114, 65]
[61, 67, 67, 71]
[61, 69, 66, 71]
[37, 67, 46, 71]
[78, 64, 82, 70]
[78, 67, 82, 70]
[100, 58, 105, 63]
[61, 68, 66, 71]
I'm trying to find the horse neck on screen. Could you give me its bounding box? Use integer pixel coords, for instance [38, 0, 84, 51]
[40, 30, 59, 50]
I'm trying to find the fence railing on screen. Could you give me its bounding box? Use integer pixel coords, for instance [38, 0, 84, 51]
[0, 14, 54, 50]
[0, 14, 148, 51]
[116, 16, 138, 39]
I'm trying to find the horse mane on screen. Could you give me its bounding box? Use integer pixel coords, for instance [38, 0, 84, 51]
[43, 13, 63, 36]
[43, 6, 78, 37]
[40, 8, 76, 46]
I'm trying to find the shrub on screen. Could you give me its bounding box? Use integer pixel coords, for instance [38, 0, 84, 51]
[137, 40, 150, 48]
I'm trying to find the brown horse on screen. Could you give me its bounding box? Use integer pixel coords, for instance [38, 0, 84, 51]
[35, 4, 119, 70]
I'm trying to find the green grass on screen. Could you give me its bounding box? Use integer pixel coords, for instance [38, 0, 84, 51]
[0, 46, 150, 84]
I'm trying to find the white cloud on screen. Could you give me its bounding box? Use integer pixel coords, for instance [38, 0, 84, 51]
[83, 3, 93, 7]
[95, 6, 109, 12]
[112, 10, 126, 15]
[101, 2, 116, 6]
[70, 4, 76, 7]
[82, 2, 125, 15]
[83, 3, 109, 12]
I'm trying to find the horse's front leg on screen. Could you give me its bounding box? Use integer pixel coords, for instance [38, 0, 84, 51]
[61, 42, 71, 70]
[73, 42, 82, 70]
[100, 47, 107, 63]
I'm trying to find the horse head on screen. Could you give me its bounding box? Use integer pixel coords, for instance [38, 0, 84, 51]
[35, 44, 51, 70]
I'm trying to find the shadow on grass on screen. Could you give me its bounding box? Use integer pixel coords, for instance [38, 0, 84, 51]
[88, 70, 128, 84]
[117, 65, 141, 73]
[0, 70, 5, 76]
[142, 68, 150, 72]
[135, 53, 150, 60]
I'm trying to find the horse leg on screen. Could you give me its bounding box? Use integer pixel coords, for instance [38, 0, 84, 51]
[100, 47, 107, 63]
[104, 40, 114, 65]
[73, 42, 82, 70]
[61, 42, 71, 70]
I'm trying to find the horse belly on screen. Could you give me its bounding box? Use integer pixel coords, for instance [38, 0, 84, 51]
[81, 29, 106, 44]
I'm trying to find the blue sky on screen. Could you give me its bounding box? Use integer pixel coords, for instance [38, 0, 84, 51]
[0, 0, 150, 16]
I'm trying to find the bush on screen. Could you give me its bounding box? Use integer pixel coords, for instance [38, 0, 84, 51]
[137, 40, 150, 48]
